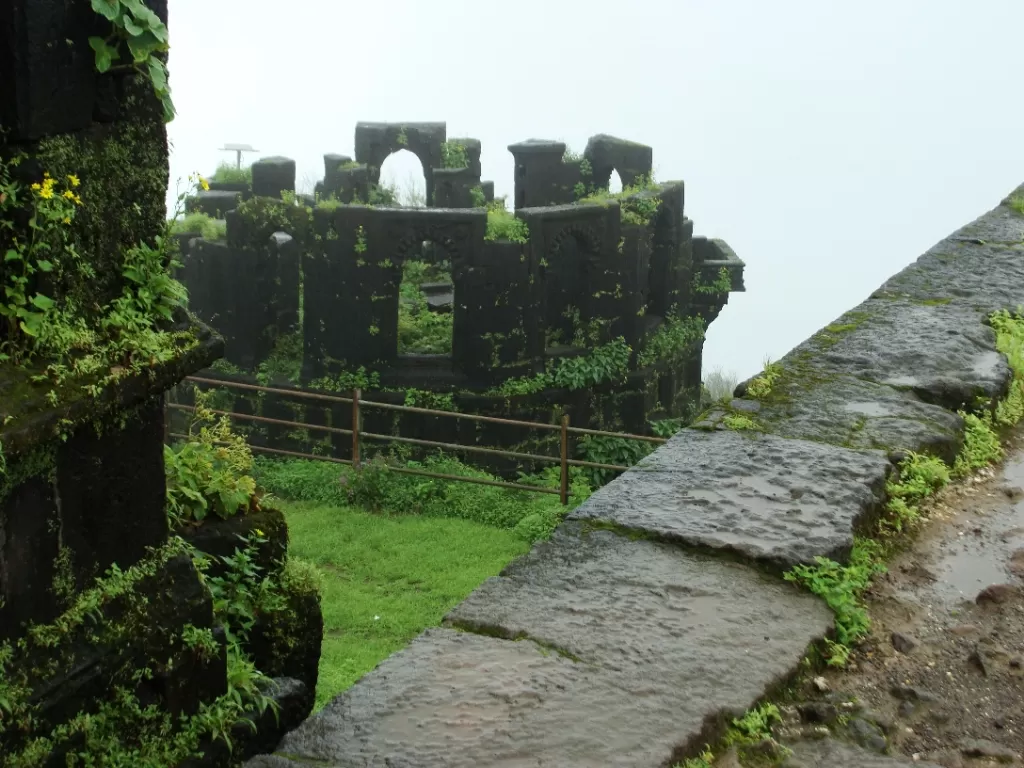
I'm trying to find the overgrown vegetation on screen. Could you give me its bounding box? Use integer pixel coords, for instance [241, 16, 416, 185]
[164, 389, 258, 527]
[484, 200, 529, 243]
[88, 0, 175, 122]
[784, 307, 1024, 666]
[1008, 195, 1024, 216]
[577, 174, 662, 226]
[169, 212, 225, 240]
[209, 162, 252, 186]
[0, 151, 200, 403]
[636, 314, 705, 369]
[397, 260, 453, 355]
[492, 337, 632, 396]
[692, 266, 732, 295]
[744, 358, 783, 399]
[440, 141, 469, 170]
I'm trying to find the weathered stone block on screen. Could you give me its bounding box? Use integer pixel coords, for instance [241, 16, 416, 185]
[252, 156, 296, 199]
[257, 525, 830, 767]
[569, 428, 892, 569]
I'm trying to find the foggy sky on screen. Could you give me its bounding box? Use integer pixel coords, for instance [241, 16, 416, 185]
[166, 0, 1024, 381]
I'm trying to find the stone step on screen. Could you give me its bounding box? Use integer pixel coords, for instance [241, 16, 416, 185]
[246, 524, 832, 767]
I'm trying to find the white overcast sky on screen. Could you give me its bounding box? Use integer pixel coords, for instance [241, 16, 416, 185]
[166, 0, 1024, 382]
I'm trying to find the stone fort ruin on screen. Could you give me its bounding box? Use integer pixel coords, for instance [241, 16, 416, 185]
[175, 122, 745, 460]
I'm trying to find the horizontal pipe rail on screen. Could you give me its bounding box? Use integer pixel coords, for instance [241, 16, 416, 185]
[167, 433, 562, 497]
[181, 375, 667, 444]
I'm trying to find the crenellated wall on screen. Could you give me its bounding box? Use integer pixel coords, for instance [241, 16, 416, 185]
[244, 186, 1024, 767]
[173, 124, 746, 466]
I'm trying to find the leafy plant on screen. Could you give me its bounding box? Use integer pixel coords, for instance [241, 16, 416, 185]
[0, 166, 82, 360]
[164, 389, 257, 526]
[1008, 195, 1024, 216]
[692, 266, 732, 295]
[469, 186, 486, 207]
[494, 338, 632, 396]
[169, 212, 226, 240]
[210, 162, 252, 185]
[745, 358, 782, 399]
[441, 141, 469, 169]
[576, 435, 655, 486]
[637, 314, 705, 368]
[577, 174, 661, 225]
[484, 202, 529, 243]
[88, 0, 175, 122]
[398, 259, 454, 354]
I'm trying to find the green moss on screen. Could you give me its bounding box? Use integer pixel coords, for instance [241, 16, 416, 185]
[913, 297, 953, 306]
[37, 118, 168, 308]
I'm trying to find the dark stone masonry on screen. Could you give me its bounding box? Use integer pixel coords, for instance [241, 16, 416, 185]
[245, 186, 1024, 765]
[173, 123, 747, 466]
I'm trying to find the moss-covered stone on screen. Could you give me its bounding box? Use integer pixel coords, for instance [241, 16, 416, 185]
[35, 116, 169, 310]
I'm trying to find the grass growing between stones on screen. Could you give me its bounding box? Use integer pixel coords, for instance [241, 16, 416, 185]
[675, 308, 1024, 767]
[254, 455, 592, 710]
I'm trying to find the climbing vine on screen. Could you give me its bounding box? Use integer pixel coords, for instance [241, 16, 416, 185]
[88, 0, 175, 122]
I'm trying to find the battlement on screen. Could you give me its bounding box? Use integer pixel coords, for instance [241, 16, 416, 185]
[177, 121, 744, 439]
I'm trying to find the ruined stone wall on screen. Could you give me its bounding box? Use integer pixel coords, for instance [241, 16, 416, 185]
[245, 185, 1024, 767]
[0, 3, 322, 764]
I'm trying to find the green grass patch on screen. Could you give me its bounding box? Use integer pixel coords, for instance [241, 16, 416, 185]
[1008, 195, 1024, 216]
[280, 499, 530, 709]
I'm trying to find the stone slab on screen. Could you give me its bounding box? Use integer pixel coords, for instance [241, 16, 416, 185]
[569, 428, 891, 568]
[251, 526, 831, 768]
[751, 297, 1012, 413]
[782, 739, 943, 767]
[698, 374, 965, 463]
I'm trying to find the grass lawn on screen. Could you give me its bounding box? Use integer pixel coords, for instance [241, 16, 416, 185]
[280, 499, 531, 710]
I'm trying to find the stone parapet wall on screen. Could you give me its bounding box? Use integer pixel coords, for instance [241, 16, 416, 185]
[245, 186, 1024, 766]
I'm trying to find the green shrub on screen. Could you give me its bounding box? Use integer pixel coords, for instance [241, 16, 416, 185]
[210, 162, 252, 185]
[169, 212, 225, 240]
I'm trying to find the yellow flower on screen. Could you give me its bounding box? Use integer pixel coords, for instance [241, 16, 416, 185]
[63, 190, 75, 200]
[39, 186, 54, 200]
[255, 528, 265, 537]
[62, 217, 71, 225]
[67, 174, 80, 187]
[73, 194, 82, 206]
[199, 176, 210, 191]
[31, 183, 41, 191]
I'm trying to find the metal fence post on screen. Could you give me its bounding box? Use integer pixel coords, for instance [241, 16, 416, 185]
[352, 388, 361, 468]
[559, 413, 570, 505]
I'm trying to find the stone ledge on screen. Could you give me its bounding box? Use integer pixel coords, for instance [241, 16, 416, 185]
[251, 525, 830, 768]
[244, 184, 1024, 767]
[569, 429, 892, 569]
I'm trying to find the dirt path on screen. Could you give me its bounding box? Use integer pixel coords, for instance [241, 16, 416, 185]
[776, 429, 1024, 766]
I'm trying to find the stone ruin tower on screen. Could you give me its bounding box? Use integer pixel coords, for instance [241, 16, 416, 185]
[176, 122, 745, 461]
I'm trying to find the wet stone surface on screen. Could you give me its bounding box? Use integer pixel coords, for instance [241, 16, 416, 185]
[569, 428, 891, 569]
[767, 297, 1012, 413]
[254, 526, 831, 768]
[745, 374, 965, 463]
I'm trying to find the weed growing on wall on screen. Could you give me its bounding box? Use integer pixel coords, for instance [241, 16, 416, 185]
[1008, 195, 1024, 216]
[484, 201, 529, 243]
[440, 141, 469, 170]
[744, 358, 783, 399]
[636, 314, 705, 369]
[88, 0, 175, 122]
[493, 337, 632, 396]
[164, 389, 257, 526]
[0, 155, 203, 406]
[210, 162, 252, 185]
[577, 174, 662, 226]
[692, 267, 732, 296]
[169, 212, 225, 240]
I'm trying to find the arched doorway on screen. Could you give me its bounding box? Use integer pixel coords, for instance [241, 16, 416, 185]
[379, 149, 427, 208]
[608, 168, 623, 194]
